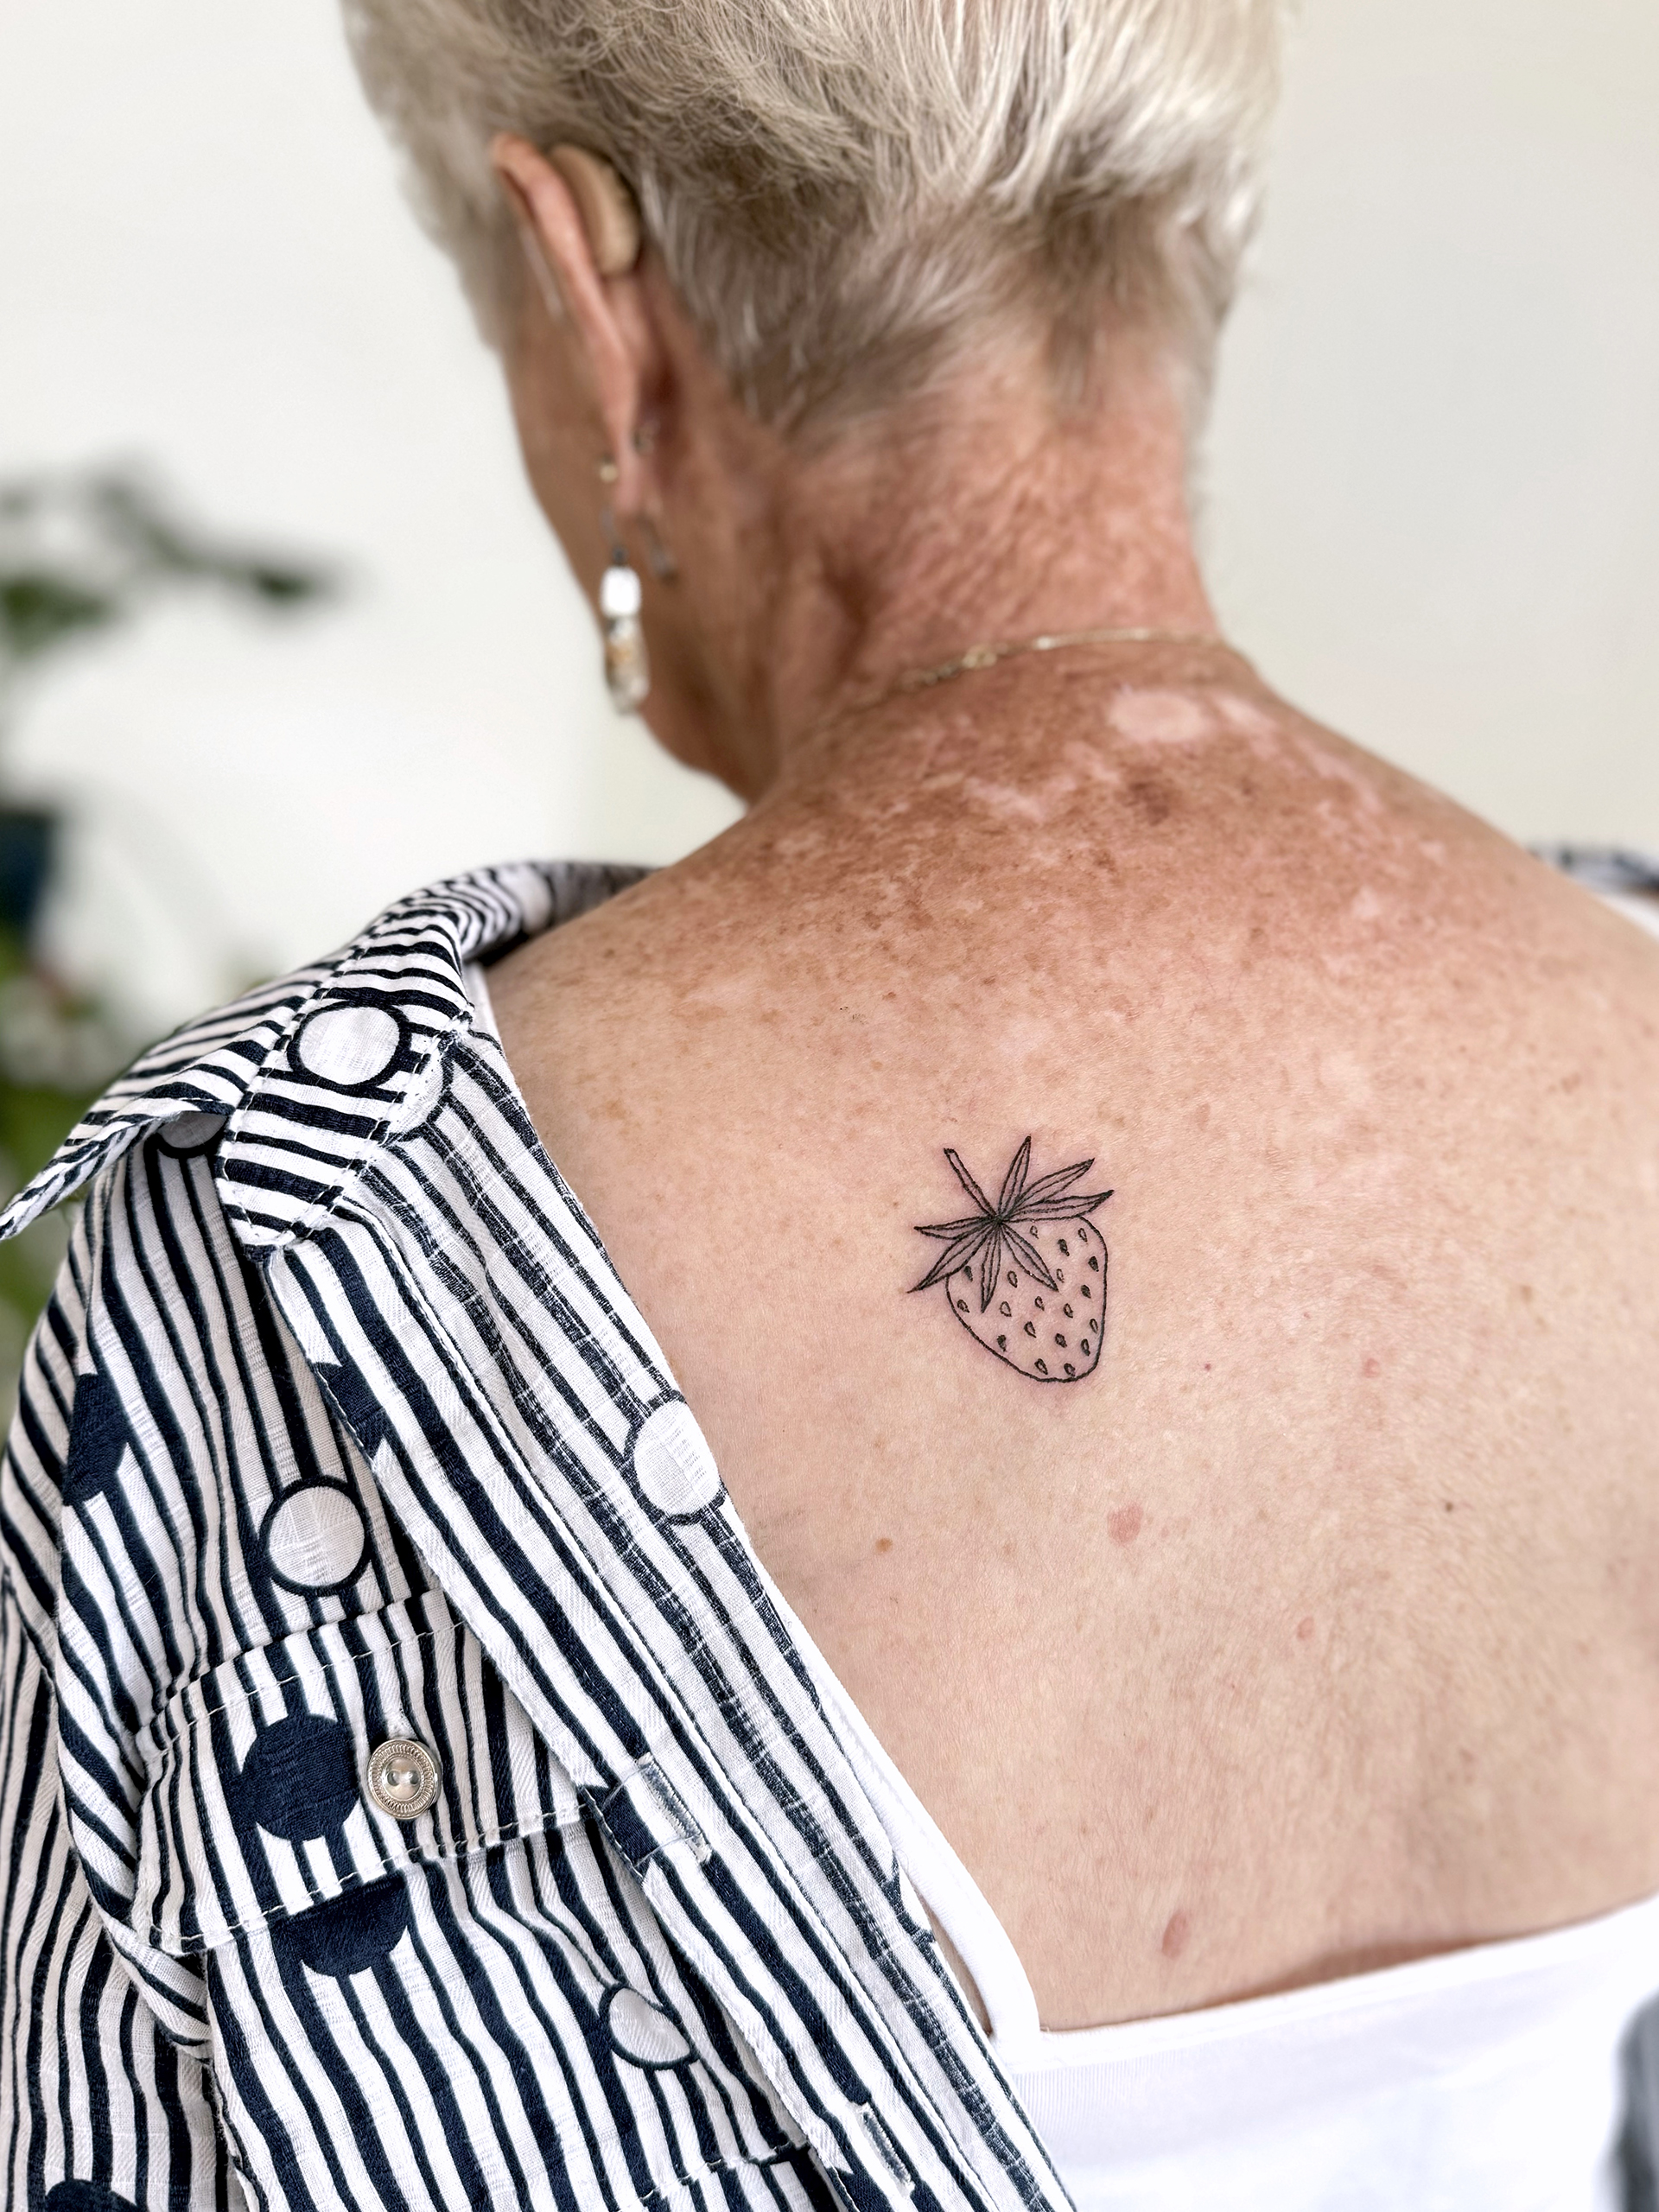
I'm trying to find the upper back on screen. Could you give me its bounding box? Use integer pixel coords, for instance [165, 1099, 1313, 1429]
[490, 661, 1659, 2029]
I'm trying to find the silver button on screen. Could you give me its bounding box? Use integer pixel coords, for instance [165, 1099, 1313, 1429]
[365, 1738, 440, 1820]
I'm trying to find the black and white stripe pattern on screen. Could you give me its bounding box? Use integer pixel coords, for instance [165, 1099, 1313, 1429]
[0, 863, 1075, 2212]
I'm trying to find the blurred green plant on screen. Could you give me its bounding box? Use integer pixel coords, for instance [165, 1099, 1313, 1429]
[0, 467, 333, 725]
[0, 467, 334, 1399]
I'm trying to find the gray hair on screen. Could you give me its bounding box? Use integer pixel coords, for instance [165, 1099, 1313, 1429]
[343, 0, 1285, 435]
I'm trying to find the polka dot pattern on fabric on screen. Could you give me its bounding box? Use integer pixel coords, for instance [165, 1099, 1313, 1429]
[45, 2185, 141, 2212]
[291, 1002, 404, 1090]
[627, 1399, 722, 1520]
[261, 1481, 368, 1593]
[63, 1370, 132, 1509]
[602, 1986, 694, 2069]
[155, 1111, 227, 1158]
[235, 1714, 359, 1848]
[272, 1876, 412, 1980]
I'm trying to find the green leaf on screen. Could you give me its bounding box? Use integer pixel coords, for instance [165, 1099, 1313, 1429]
[0, 573, 120, 663]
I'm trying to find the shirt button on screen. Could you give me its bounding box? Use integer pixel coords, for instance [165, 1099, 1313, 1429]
[366, 1738, 441, 1820]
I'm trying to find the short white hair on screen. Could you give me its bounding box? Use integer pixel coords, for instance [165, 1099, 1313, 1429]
[344, 0, 1285, 435]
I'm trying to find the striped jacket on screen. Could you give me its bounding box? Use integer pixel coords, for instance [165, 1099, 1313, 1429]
[0, 864, 1072, 2212]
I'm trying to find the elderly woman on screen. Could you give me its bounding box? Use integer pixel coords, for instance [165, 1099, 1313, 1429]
[3, 4, 1657, 2210]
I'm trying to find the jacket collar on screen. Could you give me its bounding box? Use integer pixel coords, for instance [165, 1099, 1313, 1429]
[0, 861, 647, 1249]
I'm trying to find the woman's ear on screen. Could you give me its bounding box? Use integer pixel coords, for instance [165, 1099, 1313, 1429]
[491, 133, 657, 514]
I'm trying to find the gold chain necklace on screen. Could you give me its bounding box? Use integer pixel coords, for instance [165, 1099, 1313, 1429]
[821, 625, 1244, 733]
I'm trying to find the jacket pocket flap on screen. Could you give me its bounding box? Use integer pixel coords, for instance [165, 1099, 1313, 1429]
[133, 1590, 583, 1954]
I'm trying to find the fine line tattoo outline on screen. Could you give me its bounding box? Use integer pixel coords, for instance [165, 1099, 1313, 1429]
[910, 1137, 1114, 1382]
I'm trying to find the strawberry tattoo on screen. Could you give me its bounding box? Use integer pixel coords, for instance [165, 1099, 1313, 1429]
[910, 1138, 1113, 1382]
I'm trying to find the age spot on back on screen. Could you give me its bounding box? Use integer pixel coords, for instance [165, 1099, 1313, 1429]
[1108, 1503, 1144, 1547]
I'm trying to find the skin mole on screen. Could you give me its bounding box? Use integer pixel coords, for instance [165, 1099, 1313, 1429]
[1127, 775, 1175, 826]
[1109, 1503, 1144, 1547]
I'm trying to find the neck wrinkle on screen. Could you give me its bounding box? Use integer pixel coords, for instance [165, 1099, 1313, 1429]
[735, 349, 1217, 798]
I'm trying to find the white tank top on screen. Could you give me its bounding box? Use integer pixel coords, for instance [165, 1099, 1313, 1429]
[467, 958, 1659, 2212]
[801, 1633, 1659, 2212]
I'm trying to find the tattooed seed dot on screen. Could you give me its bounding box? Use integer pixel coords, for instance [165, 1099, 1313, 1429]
[911, 1141, 1112, 1382]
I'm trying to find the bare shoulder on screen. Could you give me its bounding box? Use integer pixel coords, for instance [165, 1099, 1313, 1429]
[488, 686, 1659, 2025]
[491, 676, 1659, 1506]
[498, 674, 1659, 1137]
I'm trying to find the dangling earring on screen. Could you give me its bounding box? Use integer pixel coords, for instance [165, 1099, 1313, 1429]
[599, 497, 650, 715]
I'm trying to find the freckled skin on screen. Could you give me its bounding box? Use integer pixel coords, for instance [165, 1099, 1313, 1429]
[498, 685, 1659, 2031]
[484, 139, 1659, 2031]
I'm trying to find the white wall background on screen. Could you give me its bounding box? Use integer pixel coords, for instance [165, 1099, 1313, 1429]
[2, 0, 1655, 1039]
